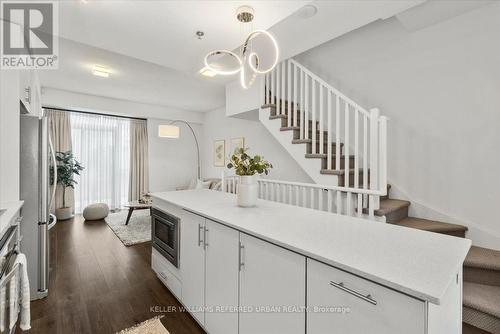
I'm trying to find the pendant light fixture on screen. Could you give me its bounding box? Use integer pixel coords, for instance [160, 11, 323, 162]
[204, 5, 279, 89]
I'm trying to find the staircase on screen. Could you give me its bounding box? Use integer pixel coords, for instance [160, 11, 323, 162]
[259, 59, 500, 333]
[463, 247, 500, 334]
[260, 58, 388, 218]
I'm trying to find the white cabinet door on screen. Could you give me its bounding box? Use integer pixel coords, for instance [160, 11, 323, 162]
[239, 234, 306, 334]
[204, 220, 239, 334]
[307, 259, 425, 334]
[180, 211, 205, 325]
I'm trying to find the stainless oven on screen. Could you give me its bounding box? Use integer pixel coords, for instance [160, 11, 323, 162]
[152, 208, 179, 268]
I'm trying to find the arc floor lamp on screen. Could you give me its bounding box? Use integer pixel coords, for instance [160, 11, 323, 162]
[158, 121, 201, 180]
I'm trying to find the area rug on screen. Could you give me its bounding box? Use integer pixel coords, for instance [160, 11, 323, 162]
[117, 316, 168, 334]
[105, 209, 151, 246]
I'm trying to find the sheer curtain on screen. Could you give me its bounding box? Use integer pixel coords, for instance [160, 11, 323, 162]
[70, 112, 130, 212]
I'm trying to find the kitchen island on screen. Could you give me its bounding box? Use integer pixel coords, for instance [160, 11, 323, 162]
[150, 189, 471, 334]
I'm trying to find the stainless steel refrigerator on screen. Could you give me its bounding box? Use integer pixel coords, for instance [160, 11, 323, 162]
[20, 113, 56, 300]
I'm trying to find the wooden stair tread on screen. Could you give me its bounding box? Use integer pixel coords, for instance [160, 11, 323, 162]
[270, 114, 301, 121]
[320, 168, 365, 175]
[374, 199, 410, 216]
[292, 139, 343, 145]
[392, 217, 468, 234]
[463, 282, 500, 319]
[305, 153, 354, 159]
[305, 153, 327, 158]
[465, 246, 500, 271]
[281, 126, 326, 132]
[280, 126, 301, 131]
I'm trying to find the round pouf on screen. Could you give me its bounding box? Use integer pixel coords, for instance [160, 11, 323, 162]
[83, 203, 109, 221]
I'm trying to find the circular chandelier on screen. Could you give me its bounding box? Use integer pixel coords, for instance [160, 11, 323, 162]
[204, 6, 279, 89]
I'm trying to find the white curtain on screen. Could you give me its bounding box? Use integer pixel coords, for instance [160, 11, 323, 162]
[70, 112, 130, 212]
[129, 119, 149, 201]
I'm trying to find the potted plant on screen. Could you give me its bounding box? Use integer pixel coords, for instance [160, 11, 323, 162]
[51, 151, 84, 220]
[227, 148, 272, 207]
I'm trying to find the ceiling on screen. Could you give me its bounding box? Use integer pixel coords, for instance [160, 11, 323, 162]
[57, 0, 309, 73]
[36, 0, 435, 114]
[39, 38, 226, 112]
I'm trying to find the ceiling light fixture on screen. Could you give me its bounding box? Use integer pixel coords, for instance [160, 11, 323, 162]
[92, 65, 110, 78]
[297, 5, 318, 19]
[203, 5, 279, 89]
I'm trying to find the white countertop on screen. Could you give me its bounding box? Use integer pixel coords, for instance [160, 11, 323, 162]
[151, 190, 471, 305]
[0, 201, 23, 237]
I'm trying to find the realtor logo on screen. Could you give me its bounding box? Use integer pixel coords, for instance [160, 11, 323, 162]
[1, 1, 58, 69]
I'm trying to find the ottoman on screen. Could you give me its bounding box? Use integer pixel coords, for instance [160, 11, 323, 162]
[83, 203, 109, 221]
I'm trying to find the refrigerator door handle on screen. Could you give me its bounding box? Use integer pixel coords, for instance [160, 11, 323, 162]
[48, 134, 57, 211]
[38, 117, 49, 295]
[39, 117, 49, 222]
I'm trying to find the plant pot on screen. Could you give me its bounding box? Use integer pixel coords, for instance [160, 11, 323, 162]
[55, 207, 73, 221]
[237, 175, 258, 208]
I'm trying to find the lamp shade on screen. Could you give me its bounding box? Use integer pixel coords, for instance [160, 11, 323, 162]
[158, 124, 180, 138]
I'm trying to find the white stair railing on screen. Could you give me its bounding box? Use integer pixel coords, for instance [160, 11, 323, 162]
[258, 179, 383, 218]
[221, 171, 239, 194]
[218, 174, 383, 219]
[264, 59, 387, 217]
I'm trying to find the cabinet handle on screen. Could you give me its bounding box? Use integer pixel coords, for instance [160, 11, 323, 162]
[329, 281, 377, 305]
[204, 227, 209, 249]
[198, 224, 203, 247]
[238, 242, 245, 271]
[159, 272, 167, 280]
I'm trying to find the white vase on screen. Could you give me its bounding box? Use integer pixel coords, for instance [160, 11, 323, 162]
[55, 207, 73, 221]
[237, 175, 258, 207]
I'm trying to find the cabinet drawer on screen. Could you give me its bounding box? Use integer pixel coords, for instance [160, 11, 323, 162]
[152, 249, 182, 299]
[307, 259, 425, 334]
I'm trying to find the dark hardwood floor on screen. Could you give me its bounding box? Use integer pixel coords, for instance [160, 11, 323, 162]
[18, 215, 205, 334]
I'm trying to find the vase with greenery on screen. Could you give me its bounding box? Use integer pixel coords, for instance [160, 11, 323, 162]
[227, 148, 272, 207]
[50, 151, 84, 220]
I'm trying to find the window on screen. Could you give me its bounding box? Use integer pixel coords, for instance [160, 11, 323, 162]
[70, 112, 130, 212]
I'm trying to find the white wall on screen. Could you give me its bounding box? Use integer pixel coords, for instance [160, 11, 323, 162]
[225, 79, 262, 117]
[148, 118, 203, 192]
[295, 2, 500, 248]
[42, 87, 204, 123]
[0, 71, 20, 203]
[201, 107, 312, 183]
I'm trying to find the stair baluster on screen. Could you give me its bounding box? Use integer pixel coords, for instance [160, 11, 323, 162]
[305, 74, 309, 140]
[287, 61, 292, 128]
[312, 80, 317, 154]
[281, 62, 286, 117]
[293, 62, 298, 128]
[319, 85, 324, 155]
[335, 94, 341, 172]
[327, 91, 332, 170]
